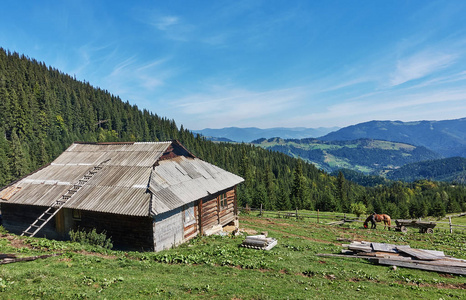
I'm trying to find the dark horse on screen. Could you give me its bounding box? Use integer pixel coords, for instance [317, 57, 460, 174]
[364, 213, 391, 230]
[363, 214, 376, 229]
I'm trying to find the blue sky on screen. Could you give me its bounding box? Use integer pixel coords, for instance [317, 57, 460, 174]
[2, 1, 466, 130]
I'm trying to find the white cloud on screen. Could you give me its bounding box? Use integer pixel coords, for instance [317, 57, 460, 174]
[99, 56, 175, 102]
[152, 16, 179, 31]
[291, 87, 466, 128]
[390, 51, 458, 86]
[169, 86, 307, 129]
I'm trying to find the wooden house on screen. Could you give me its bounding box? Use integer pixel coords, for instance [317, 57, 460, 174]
[0, 141, 244, 251]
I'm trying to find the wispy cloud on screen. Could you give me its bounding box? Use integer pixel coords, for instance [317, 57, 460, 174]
[99, 56, 175, 104]
[291, 87, 466, 127]
[143, 13, 194, 42]
[168, 85, 307, 129]
[152, 16, 179, 31]
[389, 50, 458, 86]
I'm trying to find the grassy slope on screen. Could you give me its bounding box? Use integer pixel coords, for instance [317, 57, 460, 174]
[0, 215, 465, 299]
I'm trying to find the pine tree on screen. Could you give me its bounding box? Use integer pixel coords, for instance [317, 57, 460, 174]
[0, 128, 11, 186]
[9, 130, 29, 178]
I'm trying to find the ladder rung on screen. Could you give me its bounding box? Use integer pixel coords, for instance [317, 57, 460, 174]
[38, 218, 47, 222]
[31, 225, 39, 228]
[23, 231, 33, 235]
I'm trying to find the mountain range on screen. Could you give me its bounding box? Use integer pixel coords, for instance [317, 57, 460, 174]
[196, 118, 466, 182]
[252, 137, 441, 174]
[191, 126, 339, 142]
[320, 118, 466, 158]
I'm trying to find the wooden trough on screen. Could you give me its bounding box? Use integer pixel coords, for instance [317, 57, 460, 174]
[395, 219, 436, 233]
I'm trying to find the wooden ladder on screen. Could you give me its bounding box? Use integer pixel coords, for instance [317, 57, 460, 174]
[21, 159, 111, 237]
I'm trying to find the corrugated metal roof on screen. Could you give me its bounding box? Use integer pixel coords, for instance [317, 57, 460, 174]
[0, 141, 243, 217]
[150, 156, 244, 215]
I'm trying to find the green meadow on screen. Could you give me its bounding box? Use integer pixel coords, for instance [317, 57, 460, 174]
[0, 213, 465, 299]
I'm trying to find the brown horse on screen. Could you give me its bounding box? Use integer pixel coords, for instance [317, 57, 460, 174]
[374, 213, 391, 230]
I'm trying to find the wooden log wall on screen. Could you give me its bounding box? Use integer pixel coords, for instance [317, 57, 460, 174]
[200, 187, 237, 234]
[201, 196, 219, 231]
[219, 189, 236, 225]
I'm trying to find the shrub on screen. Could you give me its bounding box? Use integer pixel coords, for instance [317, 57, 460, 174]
[69, 228, 113, 249]
[350, 202, 367, 218]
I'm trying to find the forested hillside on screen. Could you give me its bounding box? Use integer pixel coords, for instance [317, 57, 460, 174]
[252, 137, 441, 173]
[386, 157, 466, 183]
[1, 48, 466, 219]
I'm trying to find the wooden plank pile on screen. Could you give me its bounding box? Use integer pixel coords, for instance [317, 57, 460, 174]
[240, 235, 277, 250]
[340, 241, 466, 275]
[0, 253, 62, 265]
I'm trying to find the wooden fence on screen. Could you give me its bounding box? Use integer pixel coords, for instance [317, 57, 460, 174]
[240, 206, 466, 233]
[239, 206, 360, 225]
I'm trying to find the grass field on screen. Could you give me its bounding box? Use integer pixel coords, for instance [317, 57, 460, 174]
[0, 214, 465, 299]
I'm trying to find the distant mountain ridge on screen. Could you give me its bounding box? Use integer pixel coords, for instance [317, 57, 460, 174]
[191, 126, 339, 142]
[320, 118, 466, 158]
[252, 137, 441, 174]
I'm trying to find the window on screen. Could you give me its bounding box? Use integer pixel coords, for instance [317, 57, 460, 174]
[184, 203, 195, 226]
[72, 209, 82, 220]
[219, 193, 227, 210]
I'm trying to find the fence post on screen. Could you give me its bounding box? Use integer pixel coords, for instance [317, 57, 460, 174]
[296, 207, 298, 220]
[317, 209, 319, 224]
[260, 204, 263, 217]
[344, 213, 346, 223]
[449, 217, 453, 234]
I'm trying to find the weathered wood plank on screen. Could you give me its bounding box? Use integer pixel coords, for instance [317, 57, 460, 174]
[0, 253, 62, 264]
[375, 258, 466, 275]
[396, 247, 444, 260]
[220, 214, 235, 225]
[371, 243, 410, 253]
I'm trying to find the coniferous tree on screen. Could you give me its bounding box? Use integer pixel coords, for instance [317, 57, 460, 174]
[9, 130, 29, 178]
[0, 128, 11, 186]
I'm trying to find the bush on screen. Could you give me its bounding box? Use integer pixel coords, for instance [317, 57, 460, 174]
[350, 202, 367, 218]
[69, 228, 113, 249]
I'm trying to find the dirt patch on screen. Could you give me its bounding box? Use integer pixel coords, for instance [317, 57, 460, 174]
[3, 234, 32, 249]
[241, 228, 258, 235]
